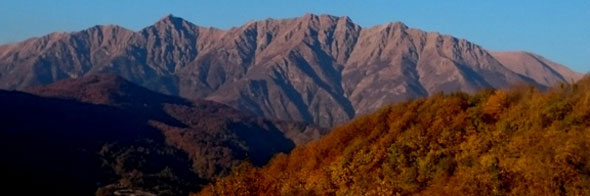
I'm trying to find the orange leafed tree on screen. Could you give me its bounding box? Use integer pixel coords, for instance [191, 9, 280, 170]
[196, 76, 590, 196]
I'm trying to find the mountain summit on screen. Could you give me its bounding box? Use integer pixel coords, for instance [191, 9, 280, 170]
[0, 14, 582, 126]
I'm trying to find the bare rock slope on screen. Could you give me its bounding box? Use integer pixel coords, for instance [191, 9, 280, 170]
[491, 51, 583, 86]
[0, 14, 582, 126]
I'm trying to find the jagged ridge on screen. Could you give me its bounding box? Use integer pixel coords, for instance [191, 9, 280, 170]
[0, 14, 582, 126]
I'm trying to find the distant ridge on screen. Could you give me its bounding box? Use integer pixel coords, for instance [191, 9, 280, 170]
[0, 14, 582, 126]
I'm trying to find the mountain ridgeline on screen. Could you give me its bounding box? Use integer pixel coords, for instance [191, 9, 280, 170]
[0, 14, 582, 127]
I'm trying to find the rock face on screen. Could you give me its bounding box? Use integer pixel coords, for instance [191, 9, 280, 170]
[490, 51, 583, 86]
[1, 74, 324, 195]
[0, 14, 582, 126]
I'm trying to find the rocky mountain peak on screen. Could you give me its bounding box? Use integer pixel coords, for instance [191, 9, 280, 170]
[387, 21, 409, 30]
[0, 14, 583, 127]
[147, 14, 199, 35]
[155, 14, 188, 26]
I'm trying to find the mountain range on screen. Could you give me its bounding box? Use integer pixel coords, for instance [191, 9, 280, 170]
[0, 74, 323, 195]
[0, 14, 582, 127]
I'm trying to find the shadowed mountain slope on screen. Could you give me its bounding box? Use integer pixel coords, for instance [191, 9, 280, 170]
[1, 74, 324, 195]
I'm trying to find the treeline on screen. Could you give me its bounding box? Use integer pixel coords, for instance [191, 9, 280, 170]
[196, 76, 590, 196]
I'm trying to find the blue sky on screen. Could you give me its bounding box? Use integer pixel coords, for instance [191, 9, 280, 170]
[0, 0, 588, 72]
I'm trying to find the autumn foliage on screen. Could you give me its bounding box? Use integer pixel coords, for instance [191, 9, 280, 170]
[196, 76, 590, 196]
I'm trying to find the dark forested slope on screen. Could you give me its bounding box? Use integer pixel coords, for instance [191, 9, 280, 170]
[0, 74, 323, 195]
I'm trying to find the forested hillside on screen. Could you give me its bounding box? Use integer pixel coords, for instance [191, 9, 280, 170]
[198, 76, 590, 196]
[0, 74, 323, 196]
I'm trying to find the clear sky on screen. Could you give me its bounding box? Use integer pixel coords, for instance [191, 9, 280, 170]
[0, 0, 588, 72]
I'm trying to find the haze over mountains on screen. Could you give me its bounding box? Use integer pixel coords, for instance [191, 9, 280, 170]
[0, 14, 582, 127]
